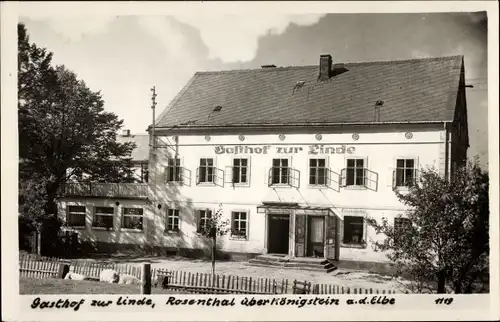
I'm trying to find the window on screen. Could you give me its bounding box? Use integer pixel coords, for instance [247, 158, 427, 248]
[271, 159, 289, 184]
[394, 217, 411, 245]
[309, 158, 327, 185]
[232, 158, 248, 184]
[343, 216, 364, 245]
[67, 206, 86, 227]
[197, 209, 212, 234]
[231, 211, 248, 238]
[166, 158, 181, 182]
[166, 208, 180, 232]
[122, 208, 143, 230]
[346, 159, 365, 186]
[395, 159, 415, 187]
[92, 207, 114, 230]
[199, 158, 214, 183]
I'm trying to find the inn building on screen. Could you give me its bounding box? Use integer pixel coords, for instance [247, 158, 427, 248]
[58, 54, 469, 268]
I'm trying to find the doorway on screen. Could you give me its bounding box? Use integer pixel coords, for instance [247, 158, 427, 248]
[267, 214, 290, 255]
[307, 216, 325, 257]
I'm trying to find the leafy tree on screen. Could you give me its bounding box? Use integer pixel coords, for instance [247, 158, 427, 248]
[18, 23, 136, 253]
[367, 159, 489, 293]
[198, 204, 230, 280]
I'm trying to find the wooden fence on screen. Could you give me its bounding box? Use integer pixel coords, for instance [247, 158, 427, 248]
[70, 261, 142, 280]
[312, 283, 397, 294]
[19, 253, 66, 279]
[19, 255, 398, 295]
[154, 269, 288, 294]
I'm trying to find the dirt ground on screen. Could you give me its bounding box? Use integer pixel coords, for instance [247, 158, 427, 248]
[79, 255, 411, 293]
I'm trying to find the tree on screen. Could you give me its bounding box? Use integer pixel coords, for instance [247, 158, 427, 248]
[18, 23, 136, 253]
[367, 159, 489, 294]
[198, 204, 230, 281]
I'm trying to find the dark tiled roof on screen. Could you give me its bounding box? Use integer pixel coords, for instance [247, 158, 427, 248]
[117, 134, 149, 161]
[155, 56, 463, 128]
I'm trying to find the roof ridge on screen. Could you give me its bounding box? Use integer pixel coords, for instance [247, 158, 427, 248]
[193, 55, 463, 75]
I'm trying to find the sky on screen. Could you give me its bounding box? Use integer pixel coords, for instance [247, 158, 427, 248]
[19, 12, 488, 165]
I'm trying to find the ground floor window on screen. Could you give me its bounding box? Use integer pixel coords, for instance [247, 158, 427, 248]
[197, 209, 212, 234]
[122, 207, 143, 230]
[166, 208, 180, 232]
[231, 211, 248, 239]
[67, 205, 86, 228]
[92, 206, 114, 230]
[343, 216, 364, 245]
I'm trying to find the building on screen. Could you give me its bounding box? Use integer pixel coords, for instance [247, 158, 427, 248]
[117, 130, 150, 183]
[58, 54, 469, 268]
[58, 130, 150, 251]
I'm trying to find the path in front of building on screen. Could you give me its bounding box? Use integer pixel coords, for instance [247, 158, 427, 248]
[78, 254, 410, 292]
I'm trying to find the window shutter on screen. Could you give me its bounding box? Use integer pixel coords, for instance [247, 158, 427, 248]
[215, 168, 224, 187]
[164, 167, 169, 182]
[180, 167, 191, 186]
[340, 168, 347, 187]
[224, 166, 233, 184]
[364, 169, 378, 192]
[196, 168, 200, 184]
[247, 157, 252, 186]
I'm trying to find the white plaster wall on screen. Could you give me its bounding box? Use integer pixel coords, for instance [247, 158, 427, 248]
[58, 198, 153, 246]
[145, 126, 444, 259]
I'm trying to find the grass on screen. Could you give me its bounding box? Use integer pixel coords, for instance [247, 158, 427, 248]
[20, 278, 177, 295]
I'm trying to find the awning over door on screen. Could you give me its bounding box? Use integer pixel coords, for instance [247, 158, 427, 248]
[256, 202, 343, 220]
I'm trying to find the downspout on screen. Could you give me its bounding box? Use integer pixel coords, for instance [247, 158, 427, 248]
[443, 122, 451, 181]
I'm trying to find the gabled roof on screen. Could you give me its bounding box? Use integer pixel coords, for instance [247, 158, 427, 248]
[155, 55, 463, 129]
[117, 134, 149, 161]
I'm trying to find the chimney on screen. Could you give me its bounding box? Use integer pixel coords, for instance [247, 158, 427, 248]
[319, 54, 332, 81]
[122, 129, 131, 137]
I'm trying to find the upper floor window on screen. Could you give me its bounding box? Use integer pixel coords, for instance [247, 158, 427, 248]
[67, 205, 86, 228]
[271, 159, 289, 185]
[166, 208, 180, 232]
[309, 158, 327, 185]
[395, 159, 416, 187]
[92, 206, 114, 230]
[232, 158, 249, 184]
[197, 209, 212, 234]
[198, 158, 214, 183]
[346, 158, 365, 186]
[231, 211, 248, 239]
[166, 158, 181, 182]
[122, 207, 143, 230]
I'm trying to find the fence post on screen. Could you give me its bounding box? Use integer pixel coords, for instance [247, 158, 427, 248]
[57, 263, 70, 279]
[36, 230, 42, 256]
[142, 263, 151, 295]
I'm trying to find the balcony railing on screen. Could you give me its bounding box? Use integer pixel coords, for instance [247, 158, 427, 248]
[61, 182, 149, 198]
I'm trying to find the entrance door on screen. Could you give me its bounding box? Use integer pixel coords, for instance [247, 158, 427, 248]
[325, 216, 340, 260]
[307, 216, 325, 257]
[267, 215, 290, 255]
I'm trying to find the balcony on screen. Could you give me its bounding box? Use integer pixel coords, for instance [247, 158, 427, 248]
[61, 182, 149, 199]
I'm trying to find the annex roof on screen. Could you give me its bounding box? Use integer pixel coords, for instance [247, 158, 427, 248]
[154, 55, 464, 129]
[117, 134, 149, 161]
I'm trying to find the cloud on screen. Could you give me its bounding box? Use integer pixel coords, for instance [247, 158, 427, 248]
[44, 16, 116, 42]
[173, 14, 326, 63]
[136, 16, 189, 61]
[37, 14, 325, 63]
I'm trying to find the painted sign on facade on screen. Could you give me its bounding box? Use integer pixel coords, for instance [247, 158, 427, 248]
[214, 145, 356, 155]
